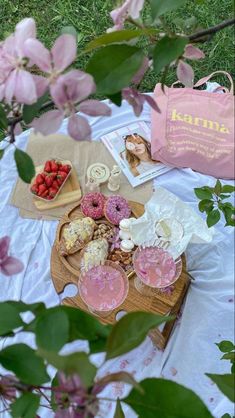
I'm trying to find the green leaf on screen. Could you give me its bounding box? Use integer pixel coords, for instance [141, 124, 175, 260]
[11, 393, 40, 418]
[89, 337, 108, 354]
[221, 352, 235, 361]
[0, 104, 8, 130]
[150, 0, 188, 20]
[105, 312, 173, 360]
[207, 209, 220, 227]
[97, 372, 144, 394]
[0, 303, 24, 336]
[107, 92, 123, 107]
[214, 179, 222, 196]
[7, 300, 46, 315]
[221, 414, 232, 418]
[14, 148, 35, 183]
[216, 340, 235, 353]
[124, 378, 214, 418]
[0, 343, 49, 385]
[86, 45, 144, 95]
[60, 306, 111, 342]
[114, 398, 125, 418]
[194, 187, 213, 200]
[231, 363, 235, 374]
[198, 199, 214, 213]
[85, 29, 156, 52]
[61, 25, 77, 39]
[35, 308, 69, 351]
[221, 185, 235, 193]
[153, 36, 188, 75]
[206, 374, 234, 402]
[219, 194, 231, 200]
[0, 149, 4, 160]
[23, 92, 49, 124]
[39, 349, 96, 388]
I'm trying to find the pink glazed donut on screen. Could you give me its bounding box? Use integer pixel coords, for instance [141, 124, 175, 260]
[80, 192, 105, 220]
[104, 195, 131, 225]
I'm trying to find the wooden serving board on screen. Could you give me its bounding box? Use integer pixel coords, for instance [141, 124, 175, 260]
[50, 200, 191, 349]
[55, 200, 144, 278]
[32, 161, 82, 211]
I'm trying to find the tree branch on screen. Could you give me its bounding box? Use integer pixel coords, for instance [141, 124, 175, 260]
[189, 18, 235, 42]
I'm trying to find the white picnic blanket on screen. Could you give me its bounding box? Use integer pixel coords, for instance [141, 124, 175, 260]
[0, 96, 234, 418]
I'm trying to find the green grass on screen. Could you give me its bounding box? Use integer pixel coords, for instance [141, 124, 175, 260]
[0, 0, 234, 92]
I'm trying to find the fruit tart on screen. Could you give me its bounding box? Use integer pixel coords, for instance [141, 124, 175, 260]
[58, 217, 95, 256]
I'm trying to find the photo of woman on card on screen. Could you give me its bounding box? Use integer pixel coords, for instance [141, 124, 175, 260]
[122, 133, 157, 177]
[101, 121, 172, 188]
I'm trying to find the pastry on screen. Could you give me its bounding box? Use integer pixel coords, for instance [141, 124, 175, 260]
[80, 238, 109, 273]
[59, 217, 95, 256]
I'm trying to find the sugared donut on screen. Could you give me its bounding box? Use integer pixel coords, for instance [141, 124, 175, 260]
[104, 195, 131, 225]
[80, 192, 105, 220]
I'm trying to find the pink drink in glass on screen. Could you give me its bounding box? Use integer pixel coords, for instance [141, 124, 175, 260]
[78, 261, 129, 314]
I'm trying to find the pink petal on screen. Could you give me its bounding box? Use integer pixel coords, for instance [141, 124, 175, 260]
[4, 69, 17, 103]
[51, 70, 96, 106]
[183, 44, 205, 60]
[15, 18, 36, 57]
[110, 2, 129, 27]
[52, 34, 77, 72]
[79, 99, 111, 116]
[0, 83, 5, 101]
[15, 69, 37, 104]
[1, 256, 24, 276]
[177, 60, 194, 87]
[68, 114, 91, 141]
[122, 87, 145, 116]
[128, 0, 145, 19]
[14, 123, 23, 135]
[50, 82, 68, 109]
[33, 75, 49, 98]
[0, 236, 10, 262]
[24, 39, 52, 72]
[31, 109, 64, 135]
[132, 56, 149, 84]
[142, 94, 161, 113]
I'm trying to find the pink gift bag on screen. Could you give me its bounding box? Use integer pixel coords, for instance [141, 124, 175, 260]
[151, 71, 234, 179]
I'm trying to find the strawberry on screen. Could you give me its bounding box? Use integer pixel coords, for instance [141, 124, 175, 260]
[48, 187, 58, 198]
[31, 184, 38, 195]
[41, 189, 49, 198]
[50, 160, 59, 172]
[35, 174, 45, 185]
[56, 177, 64, 187]
[57, 170, 67, 181]
[47, 195, 54, 200]
[52, 180, 59, 190]
[44, 160, 51, 173]
[60, 164, 71, 174]
[44, 175, 54, 188]
[38, 184, 47, 196]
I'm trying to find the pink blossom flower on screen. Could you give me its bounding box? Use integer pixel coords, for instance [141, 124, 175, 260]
[24, 33, 77, 97]
[31, 70, 111, 140]
[54, 373, 98, 418]
[108, 0, 145, 32]
[0, 374, 17, 401]
[0, 236, 24, 276]
[122, 87, 160, 116]
[0, 18, 37, 104]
